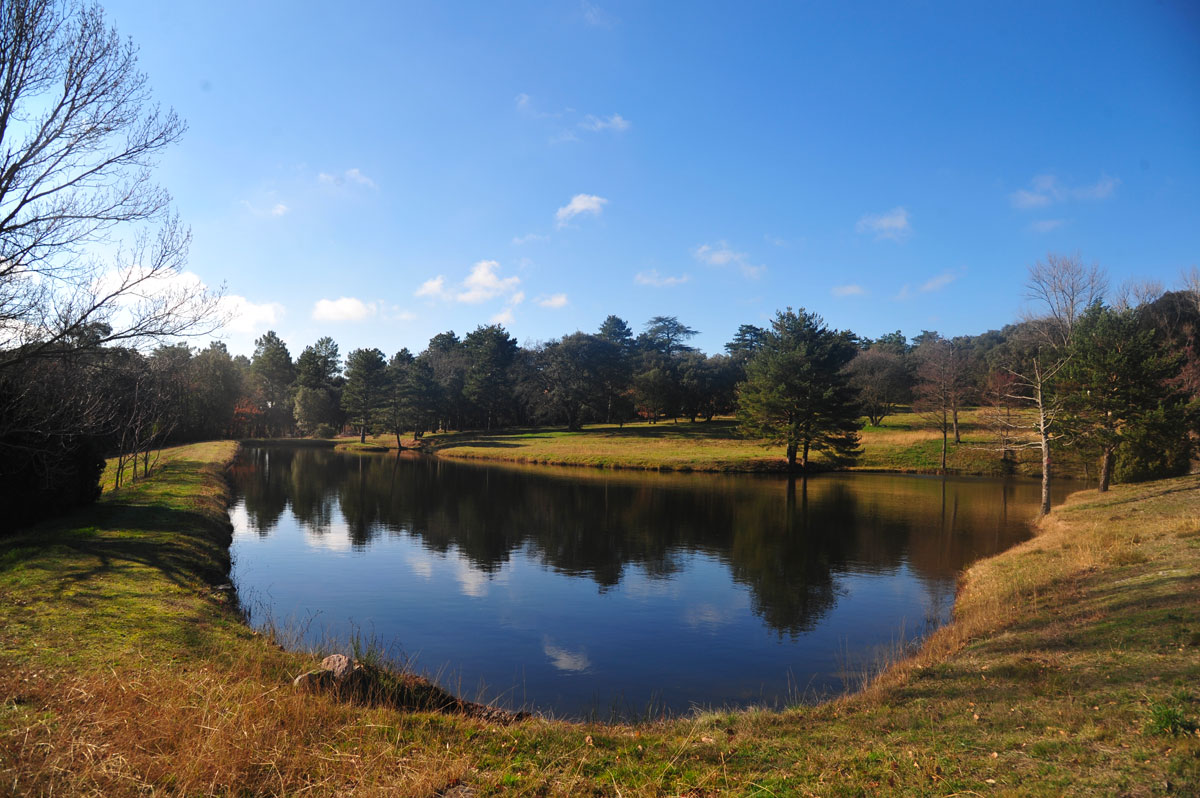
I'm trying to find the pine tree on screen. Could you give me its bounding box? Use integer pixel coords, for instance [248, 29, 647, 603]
[1061, 303, 1186, 491]
[341, 348, 388, 443]
[737, 308, 862, 470]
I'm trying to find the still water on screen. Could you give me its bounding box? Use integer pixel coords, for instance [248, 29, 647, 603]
[229, 445, 1069, 717]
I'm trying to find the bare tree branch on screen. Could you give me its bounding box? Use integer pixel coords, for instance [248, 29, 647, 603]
[0, 0, 221, 370]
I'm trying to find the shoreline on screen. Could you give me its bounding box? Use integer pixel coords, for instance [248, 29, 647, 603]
[281, 409, 1089, 481]
[2, 440, 1194, 794]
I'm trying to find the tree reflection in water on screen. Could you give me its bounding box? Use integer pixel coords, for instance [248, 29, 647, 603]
[234, 447, 1057, 640]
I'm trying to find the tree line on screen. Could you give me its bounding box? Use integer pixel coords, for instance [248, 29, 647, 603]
[4, 262, 1196, 531]
[1, 1, 1196, 532]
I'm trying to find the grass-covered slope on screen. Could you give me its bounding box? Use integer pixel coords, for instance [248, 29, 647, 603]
[368, 409, 1074, 477]
[1, 441, 1196, 795]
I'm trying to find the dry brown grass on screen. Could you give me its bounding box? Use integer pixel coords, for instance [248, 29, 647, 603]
[2, 442, 1196, 795]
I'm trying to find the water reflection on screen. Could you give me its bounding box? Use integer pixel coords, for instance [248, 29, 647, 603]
[230, 446, 1067, 714]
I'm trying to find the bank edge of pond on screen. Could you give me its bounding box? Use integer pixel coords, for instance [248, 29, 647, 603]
[1, 440, 1196, 795]
[312, 411, 1086, 479]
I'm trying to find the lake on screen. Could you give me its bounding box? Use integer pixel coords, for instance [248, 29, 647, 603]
[229, 445, 1071, 718]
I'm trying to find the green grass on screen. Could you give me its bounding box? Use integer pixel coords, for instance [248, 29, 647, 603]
[1, 440, 1195, 795]
[345, 408, 1083, 478]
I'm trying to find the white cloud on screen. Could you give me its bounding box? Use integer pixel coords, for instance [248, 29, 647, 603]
[515, 92, 531, 110]
[415, 275, 448, 299]
[512, 232, 548, 245]
[693, 241, 742, 267]
[537, 293, 569, 308]
[221, 292, 285, 334]
[893, 284, 913, 301]
[318, 167, 378, 189]
[580, 113, 630, 132]
[490, 308, 514, 325]
[416, 261, 523, 309]
[344, 168, 376, 188]
[555, 193, 607, 227]
[312, 296, 377, 322]
[1074, 174, 1119, 200]
[103, 266, 280, 339]
[457, 260, 521, 303]
[1009, 174, 1119, 209]
[832, 284, 865, 297]
[635, 269, 690, 287]
[1010, 188, 1052, 209]
[1030, 219, 1066, 233]
[856, 207, 911, 241]
[921, 271, 958, 292]
[241, 199, 290, 219]
[692, 240, 765, 279]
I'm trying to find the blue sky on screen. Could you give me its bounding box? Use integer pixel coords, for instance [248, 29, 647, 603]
[103, 0, 1200, 357]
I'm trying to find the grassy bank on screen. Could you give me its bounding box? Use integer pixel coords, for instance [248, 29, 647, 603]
[2, 442, 1197, 795]
[350, 408, 1081, 478]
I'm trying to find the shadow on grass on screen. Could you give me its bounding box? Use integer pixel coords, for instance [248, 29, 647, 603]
[0, 499, 230, 591]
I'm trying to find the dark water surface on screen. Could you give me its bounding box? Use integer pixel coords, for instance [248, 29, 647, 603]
[229, 445, 1071, 717]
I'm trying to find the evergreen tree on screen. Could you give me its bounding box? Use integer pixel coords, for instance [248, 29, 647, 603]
[597, 315, 636, 354]
[725, 323, 768, 365]
[423, 331, 466, 431]
[596, 316, 635, 423]
[536, 333, 619, 430]
[737, 308, 861, 470]
[1062, 303, 1187, 490]
[385, 348, 416, 447]
[463, 325, 518, 430]
[341, 348, 388, 443]
[294, 336, 342, 433]
[296, 336, 341, 389]
[250, 331, 295, 436]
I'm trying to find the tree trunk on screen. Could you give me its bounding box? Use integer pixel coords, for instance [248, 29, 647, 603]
[359, 424, 367, 444]
[395, 429, 403, 450]
[940, 425, 947, 474]
[952, 405, 961, 444]
[1037, 394, 1051, 515]
[786, 442, 797, 470]
[801, 440, 810, 471]
[1098, 447, 1114, 493]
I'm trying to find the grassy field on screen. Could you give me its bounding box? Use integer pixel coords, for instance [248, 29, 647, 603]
[2, 441, 1196, 795]
[348, 408, 1084, 478]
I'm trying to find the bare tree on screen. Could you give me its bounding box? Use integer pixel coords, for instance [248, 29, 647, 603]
[980, 371, 1020, 475]
[913, 336, 967, 474]
[0, 0, 221, 370]
[1113, 278, 1164, 312]
[1182, 266, 1200, 312]
[846, 348, 908, 427]
[1006, 254, 1108, 514]
[1023, 253, 1108, 349]
[0, 0, 222, 527]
